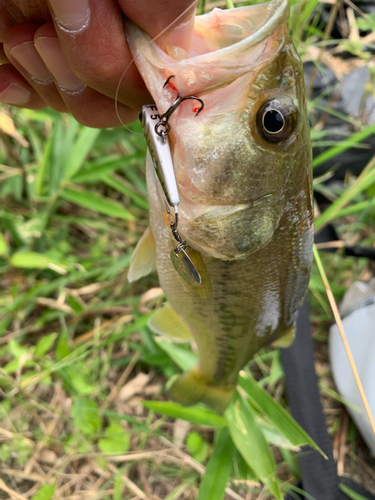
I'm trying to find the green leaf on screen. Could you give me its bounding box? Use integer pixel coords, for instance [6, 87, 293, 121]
[356, 13, 375, 31]
[198, 428, 234, 500]
[255, 417, 299, 448]
[239, 373, 324, 455]
[114, 468, 124, 500]
[71, 398, 102, 435]
[100, 253, 132, 280]
[165, 484, 189, 500]
[49, 116, 67, 195]
[155, 338, 198, 371]
[339, 483, 369, 500]
[0, 316, 11, 338]
[100, 313, 153, 347]
[8, 340, 29, 359]
[0, 232, 8, 256]
[55, 332, 71, 361]
[35, 130, 53, 197]
[61, 188, 135, 220]
[315, 156, 375, 231]
[102, 174, 149, 210]
[64, 433, 91, 454]
[71, 155, 123, 183]
[98, 421, 130, 453]
[143, 401, 226, 427]
[31, 484, 55, 500]
[35, 333, 57, 357]
[0, 444, 11, 462]
[67, 368, 97, 395]
[313, 123, 375, 168]
[186, 431, 209, 463]
[225, 392, 282, 500]
[67, 294, 84, 313]
[64, 127, 101, 180]
[10, 251, 67, 274]
[231, 447, 258, 482]
[23, 107, 60, 121]
[13, 215, 44, 245]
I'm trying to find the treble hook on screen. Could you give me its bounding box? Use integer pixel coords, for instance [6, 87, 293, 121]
[155, 75, 204, 138]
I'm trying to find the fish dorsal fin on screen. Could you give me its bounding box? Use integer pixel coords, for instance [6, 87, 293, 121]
[148, 302, 192, 343]
[128, 226, 156, 282]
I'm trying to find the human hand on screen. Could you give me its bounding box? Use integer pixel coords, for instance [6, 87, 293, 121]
[0, 0, 197, 127]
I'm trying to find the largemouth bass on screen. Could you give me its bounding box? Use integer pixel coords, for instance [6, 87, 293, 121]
[127, 0, 313, 413]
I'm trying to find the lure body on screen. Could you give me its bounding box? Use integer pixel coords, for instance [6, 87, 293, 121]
[127, 0, 313, 412]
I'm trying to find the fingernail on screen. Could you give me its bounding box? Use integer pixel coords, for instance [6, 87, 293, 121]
[9, 41, 52, 84]
[48, 0, 90, 33]
[0, 83, 30, 105]
[35, 37, 85, 93]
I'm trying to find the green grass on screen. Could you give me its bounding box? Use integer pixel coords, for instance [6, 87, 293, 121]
[1, 1, 375, 499]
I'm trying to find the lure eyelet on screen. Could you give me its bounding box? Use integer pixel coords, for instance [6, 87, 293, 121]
[256, 99, 297, 143]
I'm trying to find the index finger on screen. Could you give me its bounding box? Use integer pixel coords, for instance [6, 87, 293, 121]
[47, 0, 197, 110]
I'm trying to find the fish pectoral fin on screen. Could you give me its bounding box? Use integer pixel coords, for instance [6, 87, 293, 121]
[128, 226, 156, 282]
[148, 302, 193, 343]
[272, 326, 296, 348]
[168, 366, 235, 414]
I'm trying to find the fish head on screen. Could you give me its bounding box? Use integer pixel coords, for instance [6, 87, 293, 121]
[127, 0, 312, 260]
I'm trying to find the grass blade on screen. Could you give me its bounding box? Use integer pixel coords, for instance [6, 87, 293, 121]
[315, 155, 375, 230]
[71, 158, 122, 183]
[10, 251, 67, 274]
[0, 232, 8, 256]
[61, 187, 135, 220]
[339, 483, 369, 500]
[226, 392, 282, 500]
[198, 428, 235, 500]
[102, 174, 149, 210]
[155, 338, 198, 370]
[143, 401, 226, 427]
[35, 129, 53, 197]
[312, 123, 375, 168]
[64, 127, 101, 181]
[239, 372, 325, 456]
[49, 116, 65, 194]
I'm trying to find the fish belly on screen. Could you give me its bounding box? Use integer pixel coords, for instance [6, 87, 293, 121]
[147, 158, 312, 412]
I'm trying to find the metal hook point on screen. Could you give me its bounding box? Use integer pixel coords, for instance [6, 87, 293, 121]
[155, 77, 204, 138]
[179, 96, 204, 117]
[163, 76, 204, 116]
[163, 75, 177, 89]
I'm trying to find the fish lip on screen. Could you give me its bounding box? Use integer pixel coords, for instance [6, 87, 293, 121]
[126, 0, 289, 55]
[125, 0, 290, 100]
[190, 0, 290, 57]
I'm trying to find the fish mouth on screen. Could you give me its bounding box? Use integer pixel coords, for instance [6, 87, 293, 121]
[178, 194, 281, 260]
[190, 0, 289, 56]
[126, 0, 290, 101]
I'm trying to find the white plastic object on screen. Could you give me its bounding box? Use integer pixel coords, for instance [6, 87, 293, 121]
[329, 281, 375, 457]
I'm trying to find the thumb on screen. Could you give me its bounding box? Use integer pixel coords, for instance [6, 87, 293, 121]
[119, 0, 198, 52]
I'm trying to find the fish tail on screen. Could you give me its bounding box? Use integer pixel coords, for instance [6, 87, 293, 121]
[168, 365, 235, 414]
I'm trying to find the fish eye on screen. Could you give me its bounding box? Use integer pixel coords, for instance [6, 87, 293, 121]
[256, 100, 296, 143]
